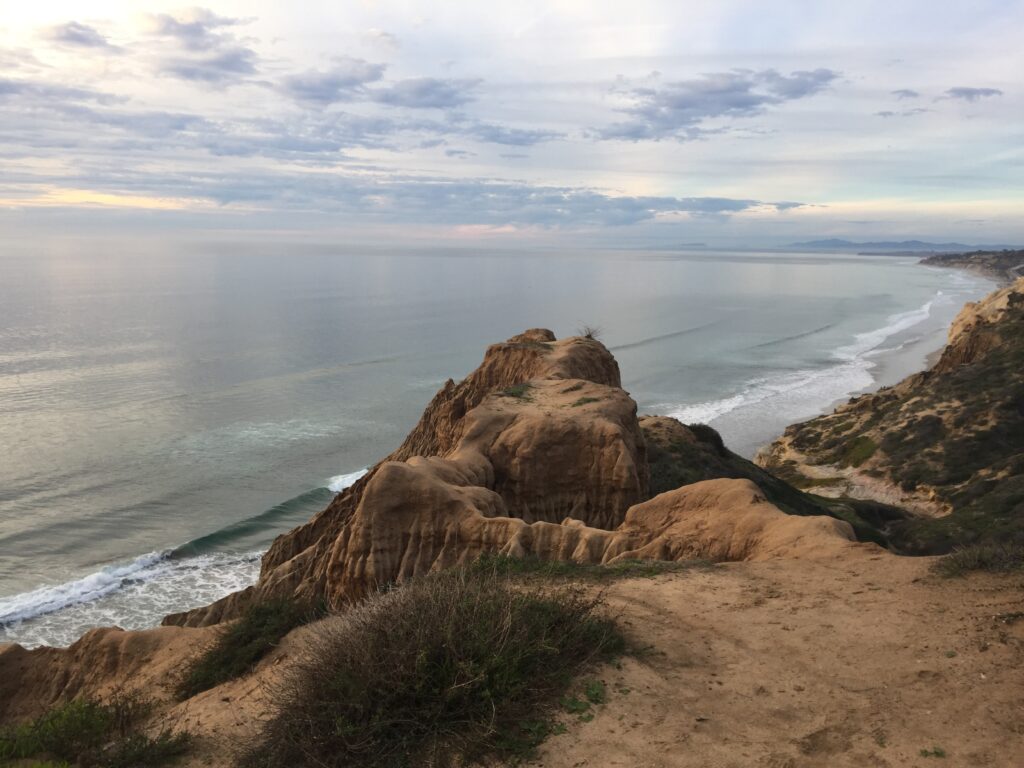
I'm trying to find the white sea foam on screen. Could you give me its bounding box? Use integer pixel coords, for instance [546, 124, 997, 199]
[0, 551, 170, 626]
[0, 551, 263, 648]
[0, 469, 368, 648]
[326, 468, 368, 492]
[664, 291, 948, 427]
[833, 293, 949, 362]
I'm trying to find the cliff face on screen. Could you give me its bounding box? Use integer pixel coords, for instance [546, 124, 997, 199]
[0, 328, 886, 734]
[167, 329, 863, 627]
[759, 278, 1024, 553]
[921, 249, 1024, 283]
[166, 330, 649, 625]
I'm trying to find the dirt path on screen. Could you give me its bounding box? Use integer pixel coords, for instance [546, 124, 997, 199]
[8, 548, 1020, 767]
[535, 550, 1024, 767]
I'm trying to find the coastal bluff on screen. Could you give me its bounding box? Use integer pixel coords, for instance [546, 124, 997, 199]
[3, 322, 1023, 768]
[165, 328, 857, 628]
[759, 276, 1024, 552]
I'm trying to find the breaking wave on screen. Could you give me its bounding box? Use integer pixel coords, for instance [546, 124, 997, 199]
[0, 469, 367, 647]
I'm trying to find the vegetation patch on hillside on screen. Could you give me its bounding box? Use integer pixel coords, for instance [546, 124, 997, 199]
[175, 598, 325, 700]
[242, 567, 625, 768]
[499, 383, 534, 400]
[934, 542, 1024, 577]
[643, 420, 906, 547]
[767, 290, 1024, 555]
[0, 693, 189, 768]
[840, 436, 877, 468]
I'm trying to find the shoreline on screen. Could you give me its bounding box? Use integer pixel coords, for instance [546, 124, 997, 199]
[757, 260, 1020, 522]
[0, 257, 1000, 649]
[670, 262, 996, 460]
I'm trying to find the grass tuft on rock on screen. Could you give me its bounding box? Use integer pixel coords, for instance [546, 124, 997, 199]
[175, 598, 324, 700]
[0, 693, 189, 767]
[241, 567, 625, 768]
[498, 383, 533, 400]
[934, 542, 1024, 577]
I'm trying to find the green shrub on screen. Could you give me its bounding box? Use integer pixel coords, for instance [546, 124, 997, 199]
[102, 731, 191, 768]
[934, 543, 1024, 577]
[0, 694, 188, 767]
[498, 383, 533, 400]
[840, 436, 877, 467]
[571, 397, 600, 407]
[176, 598, 324, 700]
[241, 567, 625, 768]
[686, 423, 726, 455]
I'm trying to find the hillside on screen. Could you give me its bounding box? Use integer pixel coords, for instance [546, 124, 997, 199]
[789, 239, 983, 251]
[2, 324, 1023, 766]
[759, 278, 1024, 553]
[164, 329, 897, 629]
[921, 249, 1024, 283]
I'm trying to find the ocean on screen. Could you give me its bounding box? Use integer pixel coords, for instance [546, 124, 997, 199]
[0, 242, 994, 647]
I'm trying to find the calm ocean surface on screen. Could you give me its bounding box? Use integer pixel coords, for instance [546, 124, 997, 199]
[0, 243, 993, 646]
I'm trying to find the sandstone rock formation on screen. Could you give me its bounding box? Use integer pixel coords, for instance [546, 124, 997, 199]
[167, 329, 858, 627]
[0, 329, 871, 738]
[0, 624, 214, 722]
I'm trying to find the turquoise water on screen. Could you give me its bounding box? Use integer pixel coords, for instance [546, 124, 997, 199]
[0, 243, 993, 646]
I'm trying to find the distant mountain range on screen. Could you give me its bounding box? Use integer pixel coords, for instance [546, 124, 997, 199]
[788, 239, 1018, 252]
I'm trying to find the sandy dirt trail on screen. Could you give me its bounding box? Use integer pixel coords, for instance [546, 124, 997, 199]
[535, 550, 1024, 768]
[13, 548, 1020, 768]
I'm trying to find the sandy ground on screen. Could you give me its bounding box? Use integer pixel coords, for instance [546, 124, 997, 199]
[533, 550, 1024, 768]
[15, 547, 1019, 768]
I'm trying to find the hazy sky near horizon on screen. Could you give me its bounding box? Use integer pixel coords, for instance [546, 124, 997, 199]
[1, 1, 1022, 247]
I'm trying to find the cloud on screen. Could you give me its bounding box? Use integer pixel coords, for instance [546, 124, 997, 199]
[281, 59, 387, 104]
[0, 77, 120, 105]
[45, 22, 118, 51]
[444, 148, 475, 158]
[149, 8, 258, 86]
[148, 8, 243, 51]
[11, 158, 803, 228]
[162, 48, 257, 84]
[374, 77, 480, 109]
[364, 29, 399, 50]
[875, 107, 930, 118]
[757, 69, 838, 99]
[464, 121, 562, 146]
[944, 86, 1003, 102]
[891, 88, 919, 99]
[597, 68, 839, 141]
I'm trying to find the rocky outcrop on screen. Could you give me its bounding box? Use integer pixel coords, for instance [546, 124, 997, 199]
[759, 278, 1024, 553]
[0, 624, 214, 722]
[922, 249, 1024, 284]
[1, 328, 870, 742]
[933, 278, 1020, 372]
[167, 331, 649, 625]
[168, 330, 861, 627]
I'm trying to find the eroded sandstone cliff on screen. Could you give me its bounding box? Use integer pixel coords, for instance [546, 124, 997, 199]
[759, 278, 1024, 552]
[166, 328, 862, 627]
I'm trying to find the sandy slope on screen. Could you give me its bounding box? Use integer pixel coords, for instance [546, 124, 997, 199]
[8, 547, 1019, 767]
[534, 550, 1024, 768]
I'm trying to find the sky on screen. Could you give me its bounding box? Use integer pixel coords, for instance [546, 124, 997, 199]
[1, 1, 1022, 248]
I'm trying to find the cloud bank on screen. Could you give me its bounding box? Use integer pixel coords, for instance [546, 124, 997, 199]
[1, 2, 1020, 245]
